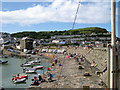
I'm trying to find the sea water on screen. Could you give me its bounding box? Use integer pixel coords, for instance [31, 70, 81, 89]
[1, 56, 51, 88]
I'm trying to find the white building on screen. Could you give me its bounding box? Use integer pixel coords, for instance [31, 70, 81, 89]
[0, 37, 10, 44]
[0, 32, 10, 44]
[52, 40, 60, 44]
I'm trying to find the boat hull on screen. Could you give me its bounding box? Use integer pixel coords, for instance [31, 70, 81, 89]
[12, 75, 28, 80]
[13, 78, 26, 83]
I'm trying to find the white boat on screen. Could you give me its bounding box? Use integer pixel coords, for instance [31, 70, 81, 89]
[0, 60, 8, 64]
[21, 63, 32, 67]
[29, 60, 40, 64]
[25, 69, 36, 74]
[23, 67, 36, 71]
[33, 60, 40, 63]
[33, 66, 44, 69]
[13, 78, 26, 83]
[21, 61, 34, 67]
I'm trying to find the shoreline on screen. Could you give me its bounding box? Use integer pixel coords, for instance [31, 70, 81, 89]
[1, 47, 108, 89]
[27, 47, 107, 89]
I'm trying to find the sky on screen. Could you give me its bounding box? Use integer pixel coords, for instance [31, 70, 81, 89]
[0, 0, 120, 37]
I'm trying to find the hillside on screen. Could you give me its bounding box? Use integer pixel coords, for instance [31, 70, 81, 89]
[11, 27, 108, 39]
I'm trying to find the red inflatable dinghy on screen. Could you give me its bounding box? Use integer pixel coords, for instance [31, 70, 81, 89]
[12, 75, 28, 80]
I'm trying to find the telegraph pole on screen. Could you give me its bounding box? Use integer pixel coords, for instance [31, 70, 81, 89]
[110, 0, 116, 89]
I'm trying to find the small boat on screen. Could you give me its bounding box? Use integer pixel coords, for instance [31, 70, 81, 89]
[21, 63, 32, 67]
[23, 67, 36, 72]
[29, 60, 41, 65]
[0, 60, 8, 64]
[33, 60, 40, 63]
[21, 60, 34, 67]
[25, 68, 36, 74]
[13, 78, 26, 83]
[2, 55, 8, 58]
[12, 74, 28, 80]
[21, 62, 33, 67]
[33, 66, 44, 69]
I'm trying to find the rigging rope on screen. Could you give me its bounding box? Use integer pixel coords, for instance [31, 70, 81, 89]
[72, 0, 81, 30]
[56, 0, 82, 88]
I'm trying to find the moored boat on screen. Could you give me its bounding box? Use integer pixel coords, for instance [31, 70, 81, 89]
[25, 68, 36, 74]
[29, 60, 41, 65]
[0, 60, 8, 64]
[13, 78, 26, 84]
[33, 66, 44, 69]
[12, 74, 28, 80]
[21, 63, 33, 67]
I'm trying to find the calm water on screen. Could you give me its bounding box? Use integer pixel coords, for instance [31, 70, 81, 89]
[1, 56, 51, 88]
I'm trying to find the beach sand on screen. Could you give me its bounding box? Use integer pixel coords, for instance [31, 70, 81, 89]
[34, 47, 107, 88]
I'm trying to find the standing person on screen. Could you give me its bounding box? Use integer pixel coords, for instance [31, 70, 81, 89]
[38, 74, 43, 81]
[47, 73, 53, 82]
[54, 58, 57, 64]
[56, 57, 57, 64]
[52, 62, 54, 66]
[76, 57, 79, 62]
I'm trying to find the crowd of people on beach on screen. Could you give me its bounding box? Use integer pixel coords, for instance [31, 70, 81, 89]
[31, 72, 54, 86]
[30, 51, 98, 86]
[68, 52, 97, 68]
[30, 57, 58, 86]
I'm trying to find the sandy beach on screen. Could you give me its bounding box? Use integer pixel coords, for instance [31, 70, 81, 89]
[1, 46, 108, 89]
[27, 46, 107, 89]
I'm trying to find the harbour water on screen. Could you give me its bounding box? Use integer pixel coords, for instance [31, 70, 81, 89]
[1, 56, 51, 88]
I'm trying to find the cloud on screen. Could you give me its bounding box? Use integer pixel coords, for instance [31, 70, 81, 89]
[2, 0, 120, 2]
[2, 0, 54, 2]
[0, 0, 111, 25]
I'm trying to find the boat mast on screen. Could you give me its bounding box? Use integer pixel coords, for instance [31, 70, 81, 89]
[110, 0, 116, 89]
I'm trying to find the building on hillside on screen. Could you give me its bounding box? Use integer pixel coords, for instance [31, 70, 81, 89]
[0, 32, 10, 44]
[20, 37, 33, 51]
[52, 40, 61, 44]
